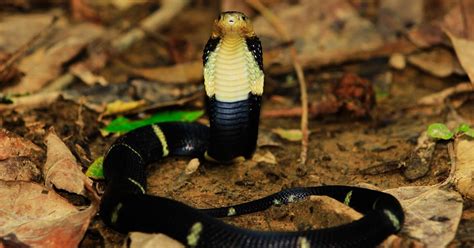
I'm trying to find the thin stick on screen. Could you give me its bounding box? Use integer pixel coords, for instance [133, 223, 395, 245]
[291, 48, 309, 165]
[417, 82, 473, 106]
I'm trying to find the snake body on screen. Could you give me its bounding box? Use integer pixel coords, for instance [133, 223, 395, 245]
[100, 12, 404, 247]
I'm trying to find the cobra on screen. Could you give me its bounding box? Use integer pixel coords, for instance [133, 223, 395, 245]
[100, 11, 404, 248]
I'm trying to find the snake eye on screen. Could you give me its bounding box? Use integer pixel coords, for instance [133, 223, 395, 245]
[242, 16, 246, 21]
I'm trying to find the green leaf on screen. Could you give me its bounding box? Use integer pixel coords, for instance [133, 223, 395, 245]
[456, 123, 470, 133]
[103, 110, 204, 133]
[272, 128, 302, 142]
[344, 190, 353, 206]
[427, 123, 454, 140]
[465, 128, 474, 138]
[86, 156, 104, 179]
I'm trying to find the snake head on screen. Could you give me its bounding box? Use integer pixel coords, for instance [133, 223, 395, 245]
[212, 11, 255, 38]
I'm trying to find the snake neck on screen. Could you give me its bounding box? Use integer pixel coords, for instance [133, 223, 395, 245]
[204, 36, 263, 102]
[203, 36, 263, 162]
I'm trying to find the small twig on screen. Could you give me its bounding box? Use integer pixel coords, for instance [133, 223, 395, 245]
[439, 142, 457, 188]
[417, 82, 473, 106]
[83, 179, 100, 205]
[0, 16, 58, 73]
[0, 91, 61, 112]
[291, 48, 309, 165]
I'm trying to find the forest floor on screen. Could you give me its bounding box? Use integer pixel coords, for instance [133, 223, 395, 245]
[1, 1, 473, 247]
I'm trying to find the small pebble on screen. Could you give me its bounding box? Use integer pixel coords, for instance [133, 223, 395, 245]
[389, 53, 406, 70]
[184, 158, 200, 175]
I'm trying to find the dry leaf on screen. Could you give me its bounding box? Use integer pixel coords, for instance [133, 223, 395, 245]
[440, 3, 468, 38]
[104, 99, 146, 116]
[385, 186, 463, 247]
[0, 128, 42, 161]
[407, 48, 455, 77]
[0, 14, 53, 53]
[69, 62, 107, 86]
[184, 158, 200, 175]
[129, 232, 184, 248]
[126, 61, 203, 84]
[252, 151, 277, 164]
[253, 0, 383, 69]
[257, 130, 282, 147]
[44, 131, 92, 196]
[4, 22, 104, 94]
[377, 0, 423, 39]
[0, 157, 41, 181]
[0, 180, 97, 247]
[454, 138, 474, 199]
[446, 30, 474, 84]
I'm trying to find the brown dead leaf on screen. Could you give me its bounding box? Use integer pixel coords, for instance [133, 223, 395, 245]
[407, 23, 445, 48]
[377, 0, 423, 39]
[407, 47, 456, 78]
[0, 180, 96, 247]
[71, 0, 101, 22]
[0, 157, 41, 181]
[4, 22, 104, 94]
[446, 30, 474, 84]
[441, 3, 474, 39]
[253, 0, 383, 69]
[129, 232, 184, 248]
[125, 60, 203, 84]
[184, 158, 200, 175]
[0, 128, 42, 161]
[0, 14, 53, 53]
[44, 131, 92, 196]
[453, 138, 474, 199]
[303, 195, 362, 227]
[257, 129, 282, 147]
[385, 186, 463, 247]
[252, 151, 277, 165]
